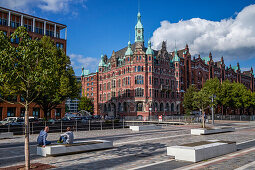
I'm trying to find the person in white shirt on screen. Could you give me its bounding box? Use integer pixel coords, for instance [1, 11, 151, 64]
[58, 127, 74, 144]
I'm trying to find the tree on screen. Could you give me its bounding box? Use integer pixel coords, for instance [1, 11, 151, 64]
[0, 27, 57, 169]
[33, 36, 80, 119]
[231, 82, 251, 114]
[78, 97, 94, 114]
[218, 80, 234, 114]
[193, 89, 211, 128]
[183, 85, 198, 115]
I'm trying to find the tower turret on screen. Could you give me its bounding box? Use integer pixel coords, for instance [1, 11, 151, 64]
[135, 12, 144, 43]
[146, 40, 154, 55]
[125, 41, 133, 56]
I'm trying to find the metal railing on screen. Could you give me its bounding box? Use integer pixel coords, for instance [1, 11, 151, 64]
[0, 119, 127, 135]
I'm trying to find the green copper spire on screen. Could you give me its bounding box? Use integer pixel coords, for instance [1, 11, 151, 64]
[135, 12, 144, 42]
[146, 40, 154, 55]
[99, 54, 106, 67]
[125, 41, 133, 56]
[173, 48, 180, 62]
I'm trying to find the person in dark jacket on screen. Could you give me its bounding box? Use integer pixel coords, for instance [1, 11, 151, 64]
[37, 126, 51, 147]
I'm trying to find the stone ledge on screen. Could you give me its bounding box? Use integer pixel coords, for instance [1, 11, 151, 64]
[0, 132, 13, 139]
[167, 140, 237, 162]
[129, 125, 162, 131]
[37, 140, 113, 157]
[191, 127, 235, 135]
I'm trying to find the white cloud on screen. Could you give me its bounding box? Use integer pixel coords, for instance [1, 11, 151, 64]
[151, 4, 255, 62]
[69, 54, 100, 74]
[0, 0, 86, 13]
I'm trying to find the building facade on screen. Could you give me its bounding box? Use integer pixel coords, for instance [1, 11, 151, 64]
[81, 12, 255, 117]
[65, 76, 82, 113]
[0, 6, 67, 120]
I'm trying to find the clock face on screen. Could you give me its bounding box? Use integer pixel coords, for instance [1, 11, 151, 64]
[138, 30, 141, 33]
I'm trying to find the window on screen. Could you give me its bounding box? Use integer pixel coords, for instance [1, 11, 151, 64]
[91, 77, 94, 80]
[112, 80, 116, 88]
[20, 108, 25, 117]
[7, 107, 16, 117]
[118, 79, 121, 87]
[91, 87, 93, 91]
[139, 56, 141, 60]
[11, 21, 15, 28]
[135, 88, 144, 97]
[154, 78, 158, 86]
[87, 78, 89, 81]
[33, 108, 40, 117]
[87, 83, 89, 86]
[149, 76, 152, 85]
[135, 75, 144, 84]
[136, 102, 143, 111]
[149, 66, 151, 72]
[100, 84, 102, 91]
[103, 83, 106, 90]
[91, 93, 93, 96]
[127, 77, 130, 85]
[91, 82, 94, 85]
[138, 66, 141, 72]
[55, 108, 61, 118]
[149, 89, 152, 97]
[149, 56, 151, 61]
[87, 88, 89, 91]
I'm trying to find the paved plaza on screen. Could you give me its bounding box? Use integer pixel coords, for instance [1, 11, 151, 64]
[1, 121, 255, 170]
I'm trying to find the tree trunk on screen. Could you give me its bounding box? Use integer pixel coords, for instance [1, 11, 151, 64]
[25, 102, 30, 170]
[202, 109, 205, 128]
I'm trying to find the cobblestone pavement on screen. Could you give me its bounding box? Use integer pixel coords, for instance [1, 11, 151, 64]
[0, 121, 255, 170]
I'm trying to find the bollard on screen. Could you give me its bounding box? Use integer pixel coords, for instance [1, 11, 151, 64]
[76, 120, 78, 132]
[112, 120, 114, 129]
[101, 120, 103, 130]
[89, 120, 91, 131]
[61, 120, 63, 133]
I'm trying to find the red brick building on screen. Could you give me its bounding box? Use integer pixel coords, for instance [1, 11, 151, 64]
[0, 6, 67, 120]
[81, 12, 255, 117]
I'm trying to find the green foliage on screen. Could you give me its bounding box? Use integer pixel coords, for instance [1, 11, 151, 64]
[202, 78, 221, 107]
[33, 36, 80, 118]
[183, 85, 198, 115]
[78, 97, 94, 114]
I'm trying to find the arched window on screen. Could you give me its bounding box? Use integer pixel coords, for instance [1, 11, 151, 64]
[104, 104, 107, 112]
[171, 103, 174, 112]
[136, 102, 143, 111]
[155, 102, 158, 111]
[166, 103, 169, 111]
[118, 102, 121, 112]
[160, 103, 164, 111]
[108, 104, 111, 112]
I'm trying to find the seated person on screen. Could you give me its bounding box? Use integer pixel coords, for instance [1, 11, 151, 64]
[58, 127, 74, 144]
[37, 126, 51, 147]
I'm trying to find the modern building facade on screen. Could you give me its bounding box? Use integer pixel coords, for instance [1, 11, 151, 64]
[0, 6, 67, 120]
[65, 76, 82, 113]
[81, 12, 255, 117]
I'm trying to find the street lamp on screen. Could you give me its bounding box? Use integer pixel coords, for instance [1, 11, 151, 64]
[210, 94, 216, 125]
[149, 107, 152, 121]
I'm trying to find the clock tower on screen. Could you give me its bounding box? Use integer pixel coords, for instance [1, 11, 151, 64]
[135, 12, 144, 43]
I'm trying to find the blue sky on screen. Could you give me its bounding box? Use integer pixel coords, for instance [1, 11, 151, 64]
[1, 0, 255, 76]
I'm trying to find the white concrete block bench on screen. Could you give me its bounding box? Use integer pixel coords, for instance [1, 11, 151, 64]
[129, 124, 162, 131]
[191, 127, 235, 135]
[0, 132, 13, 139]
[37, 140, 113, 157]
[167, 140, 236, 162]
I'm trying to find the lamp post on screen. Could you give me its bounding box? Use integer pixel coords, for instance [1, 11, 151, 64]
[149, 107, 152, 121]
[210, 94, 216, 125]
